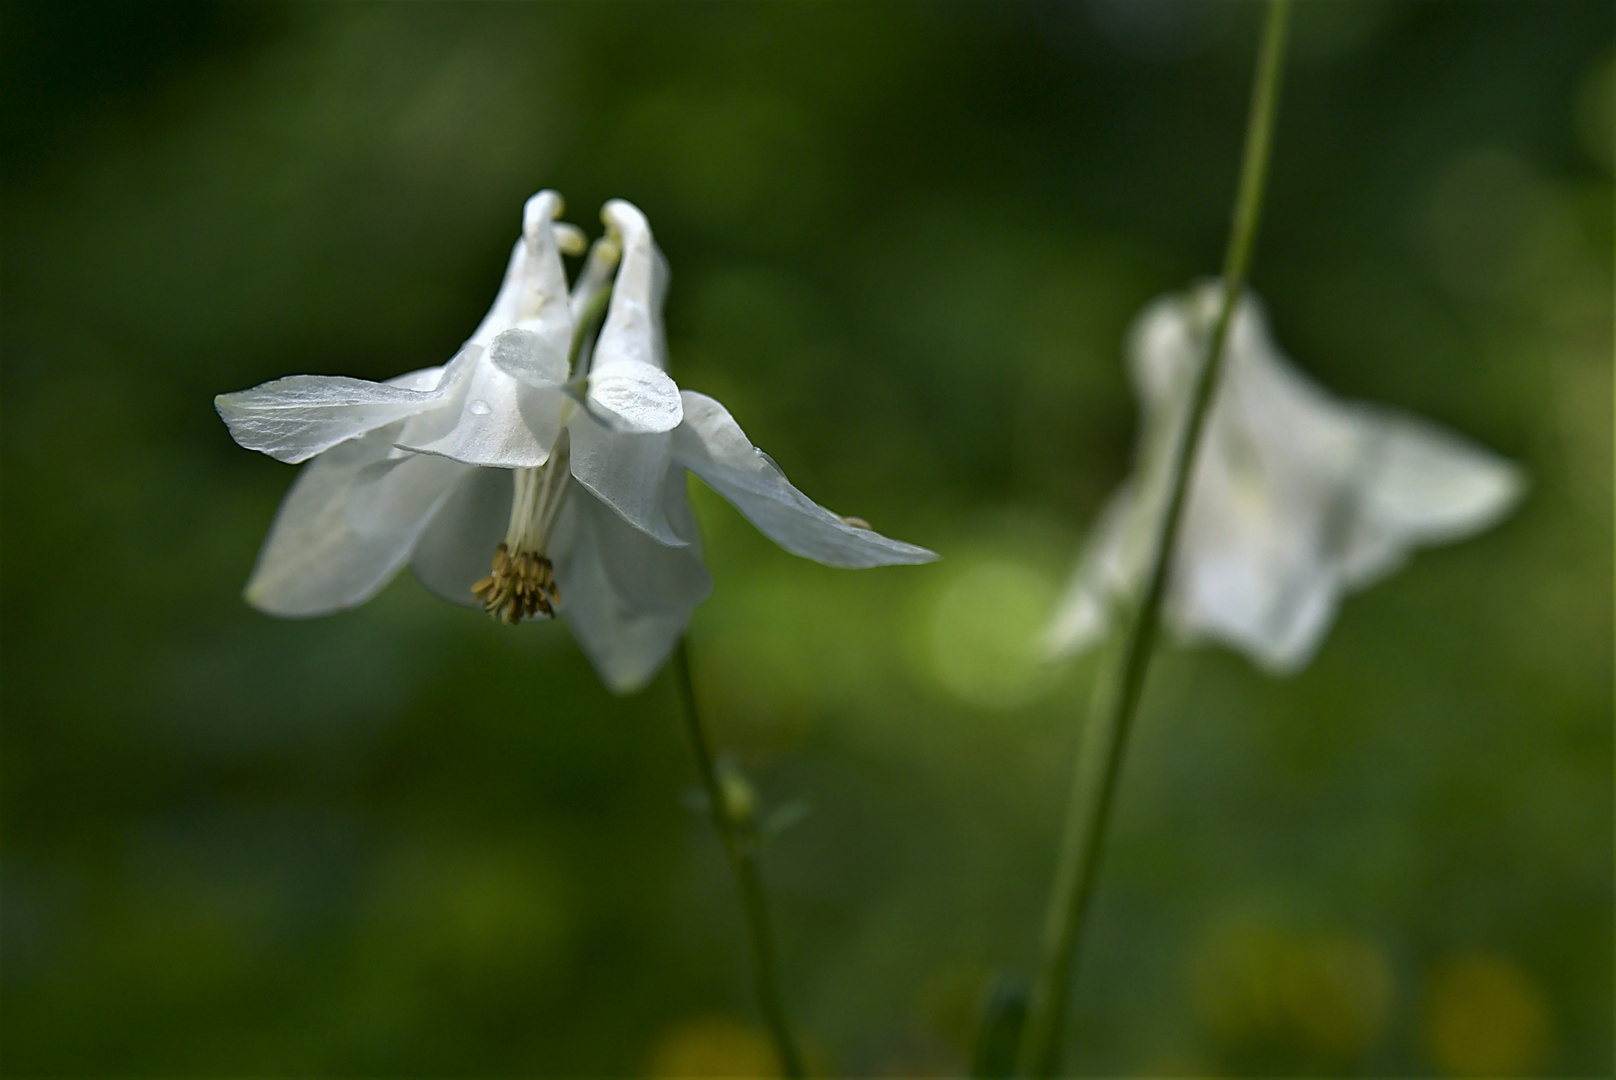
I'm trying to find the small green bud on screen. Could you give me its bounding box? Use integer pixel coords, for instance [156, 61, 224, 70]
[717, 762, 757, 826]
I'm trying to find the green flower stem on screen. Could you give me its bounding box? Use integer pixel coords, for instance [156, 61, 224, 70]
[1015, 3, 1293, 1075]
[673, 641, 807, 1079]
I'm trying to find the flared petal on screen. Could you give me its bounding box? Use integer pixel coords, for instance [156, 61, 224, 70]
[215, 364, 457, 465]
[551, 483, 712, 694]
[1043, 486, 1141, 658]
[593, 469, 709, 613]
[410, 467, 514, 607]
[344, 452, 476, 539]
[1161, 345, 1362, 670]
[672, 391, 937, 568]
[582, 360, 682, 433]
[1355, 411, 1526, 546]
[1170, 459, 1346, 675]
[396, 345, 566, 469]
[592, 200, 671, 373]
[242, 428, 468, 616]
[1171, 542, 1343, 674]
[567, 415, 685, 545]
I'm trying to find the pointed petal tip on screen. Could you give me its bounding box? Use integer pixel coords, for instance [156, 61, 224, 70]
[1469, 459, 1530, 533]
[600, 667, 659, 696]
[1496, 458, 1531, 505]
[241, 580, 334, 619]
[1252, 650, 1313, 679]
[880, 542, 941, 566]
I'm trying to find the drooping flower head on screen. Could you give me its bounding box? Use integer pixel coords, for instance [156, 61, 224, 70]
[217, 192, 935, 691]
[1046, 282, 1524, 674]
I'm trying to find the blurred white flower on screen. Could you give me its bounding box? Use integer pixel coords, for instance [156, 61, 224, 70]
[217, 192, 935, 692]
[1046, 282, 1524, 674]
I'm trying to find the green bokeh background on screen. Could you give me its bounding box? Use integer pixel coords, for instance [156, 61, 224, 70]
[2, 2, 1610, 1075]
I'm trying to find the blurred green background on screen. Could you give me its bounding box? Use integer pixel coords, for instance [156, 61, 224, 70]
[2, 1, 1610, 1075]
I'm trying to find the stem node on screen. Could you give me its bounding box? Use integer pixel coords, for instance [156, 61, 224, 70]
[674, 641, 807, 1079]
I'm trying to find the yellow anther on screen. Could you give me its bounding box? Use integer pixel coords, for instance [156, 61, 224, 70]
[471, 543, 561, 624]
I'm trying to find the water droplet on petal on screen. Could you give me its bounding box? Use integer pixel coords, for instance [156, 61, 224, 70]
[468, 398, 492, 416]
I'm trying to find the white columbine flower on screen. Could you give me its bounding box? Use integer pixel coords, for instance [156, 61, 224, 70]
[1046, 282, 1524, 674]
[217, 192, 935, 691]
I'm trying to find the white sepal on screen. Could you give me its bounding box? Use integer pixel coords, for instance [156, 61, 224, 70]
[673, 391, 938, 568]
[215, 367, 456, 465]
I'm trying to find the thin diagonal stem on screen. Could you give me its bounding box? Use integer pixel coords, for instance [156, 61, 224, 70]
[1015, 3, 1293, 1076]
[673, 641, 806, 1079]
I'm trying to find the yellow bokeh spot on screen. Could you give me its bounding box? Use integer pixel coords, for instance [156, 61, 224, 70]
[1192, 923, 1395, 1061]
[1422, 954, 1554, 1076]
[922, 559, 1063, 710]
[646, 1014, 779, 1078]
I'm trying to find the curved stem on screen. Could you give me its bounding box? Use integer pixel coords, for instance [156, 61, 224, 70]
[1015, 3, 1293, 1075]
[673, 641, 807, 1079]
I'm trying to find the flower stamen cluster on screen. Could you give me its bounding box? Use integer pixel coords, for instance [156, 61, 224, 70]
[471, 434, 573, 622]
[473, 544, 560, 624]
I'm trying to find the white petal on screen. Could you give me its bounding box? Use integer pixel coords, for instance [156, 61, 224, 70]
[467, 240, 527, 345]
[243, 428, 463, 615]
[1355, 411, 1526, 545]
[467, 191, 576, 351]
[584, 359, 683, 433]
[411, 467, 514, 607]
[1127, 291, 1205, 406]
[386, 364, 450, 391]
[488, 326, 569, 388]
[1127, 281, 1274, 410]
[592, 200, 670, 373]
[1167, 385, 1340, 654]
[587, 470, 709, 613]
[1169, 534, 1342, 675]
[672, 391, 937, 568]
[567, 416, 685, 545]
[215, 371, 451, 465]
[397, 347, 566, 469]
[345, 452, 476, 539]
[550, 488, 710, 694]
[515, 193, 575, 347]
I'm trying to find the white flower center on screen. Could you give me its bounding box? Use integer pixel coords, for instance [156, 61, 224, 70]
[471, 432, 571, 623]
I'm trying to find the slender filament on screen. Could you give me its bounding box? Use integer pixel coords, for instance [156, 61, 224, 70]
[471, 433, 571, 623]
